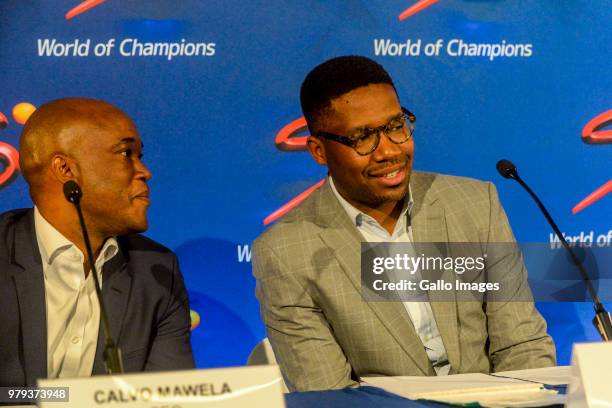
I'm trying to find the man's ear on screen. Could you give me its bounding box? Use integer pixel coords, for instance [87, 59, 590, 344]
[306, 136, 328, 166]
[50, 154, 79, 184]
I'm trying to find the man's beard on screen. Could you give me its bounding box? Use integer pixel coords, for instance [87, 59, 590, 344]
[352, 179, 409, 208]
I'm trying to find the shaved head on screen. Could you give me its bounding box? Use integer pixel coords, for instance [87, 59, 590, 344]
[19, 97, 131, 196]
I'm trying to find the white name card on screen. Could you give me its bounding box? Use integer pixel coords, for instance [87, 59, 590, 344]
[567, 342, 612, 407]
[37, 365, 285, 408]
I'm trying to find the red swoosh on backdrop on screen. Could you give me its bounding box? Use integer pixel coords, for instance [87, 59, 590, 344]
[0, 142, 20, 187]
[572, 109, 612, 214]
[65, 0, 106, 20]
[275, 117, 309, 151]
[0, 112, 8, 129]
[581, 109, 612, 144]
[399, 0, 439, 21]
[263, 179, 326, 225]
[572, 181, 612, 214]
[263, 117, 324, 225]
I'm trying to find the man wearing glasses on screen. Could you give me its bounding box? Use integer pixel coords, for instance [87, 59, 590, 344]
[252, 56, 555, 392]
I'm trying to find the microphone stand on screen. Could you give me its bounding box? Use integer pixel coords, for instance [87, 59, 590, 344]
[497, 160, 612, 341]
[64, 181, 124, 373]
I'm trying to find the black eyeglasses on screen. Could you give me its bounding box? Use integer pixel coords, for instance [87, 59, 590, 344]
[315, 107, 416, 156]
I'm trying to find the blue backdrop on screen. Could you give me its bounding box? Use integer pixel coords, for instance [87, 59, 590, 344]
[1, 0, 610, 367]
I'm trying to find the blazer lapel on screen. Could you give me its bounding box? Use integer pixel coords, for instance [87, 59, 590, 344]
[92, 243, 132, 375]
[10, 210, 47, 385]
[410, 173, 460, 373]
[315, 183, 434, 375]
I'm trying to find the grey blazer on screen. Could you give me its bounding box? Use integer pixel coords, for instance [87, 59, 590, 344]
[0, 209, 195, 387]
[253, 171, 556, 392]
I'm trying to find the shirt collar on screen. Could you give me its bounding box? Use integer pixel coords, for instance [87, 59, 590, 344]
[34, 206, 119, 271]
[328, 176, 413, 229]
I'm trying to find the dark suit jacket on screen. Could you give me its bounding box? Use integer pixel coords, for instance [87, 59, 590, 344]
[0, 209, 195, 386]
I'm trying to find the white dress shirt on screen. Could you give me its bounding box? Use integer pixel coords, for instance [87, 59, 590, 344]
[34, 207, 118, 379]
[329, 177, 450, 375]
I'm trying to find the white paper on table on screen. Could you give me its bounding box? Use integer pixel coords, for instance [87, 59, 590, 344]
[362, 371, 565, 408]
[493, 365, 570, 386]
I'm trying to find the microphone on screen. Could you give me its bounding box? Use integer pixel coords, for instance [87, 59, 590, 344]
[63, 180, 124, 373]
[63, 180, 82, 203]
[496, 160, 612, 341]
[496, 159, 518, 180]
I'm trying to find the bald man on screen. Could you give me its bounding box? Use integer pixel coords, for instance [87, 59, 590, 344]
[0, 98, 194, 387]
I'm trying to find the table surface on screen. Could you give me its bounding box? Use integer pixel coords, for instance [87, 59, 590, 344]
[284, 385, 567, 408]
[285, 386, 447, 408]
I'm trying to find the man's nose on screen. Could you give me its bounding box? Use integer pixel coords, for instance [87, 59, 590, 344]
[136, 159, 152, 181]
[371, 130, 403, 161]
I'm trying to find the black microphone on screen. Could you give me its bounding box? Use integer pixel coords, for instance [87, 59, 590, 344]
[496, 160, 612, 341]
[63, 180, 124, 373]
[496, 159, 518, 180]
[63, 180, 82, 203]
